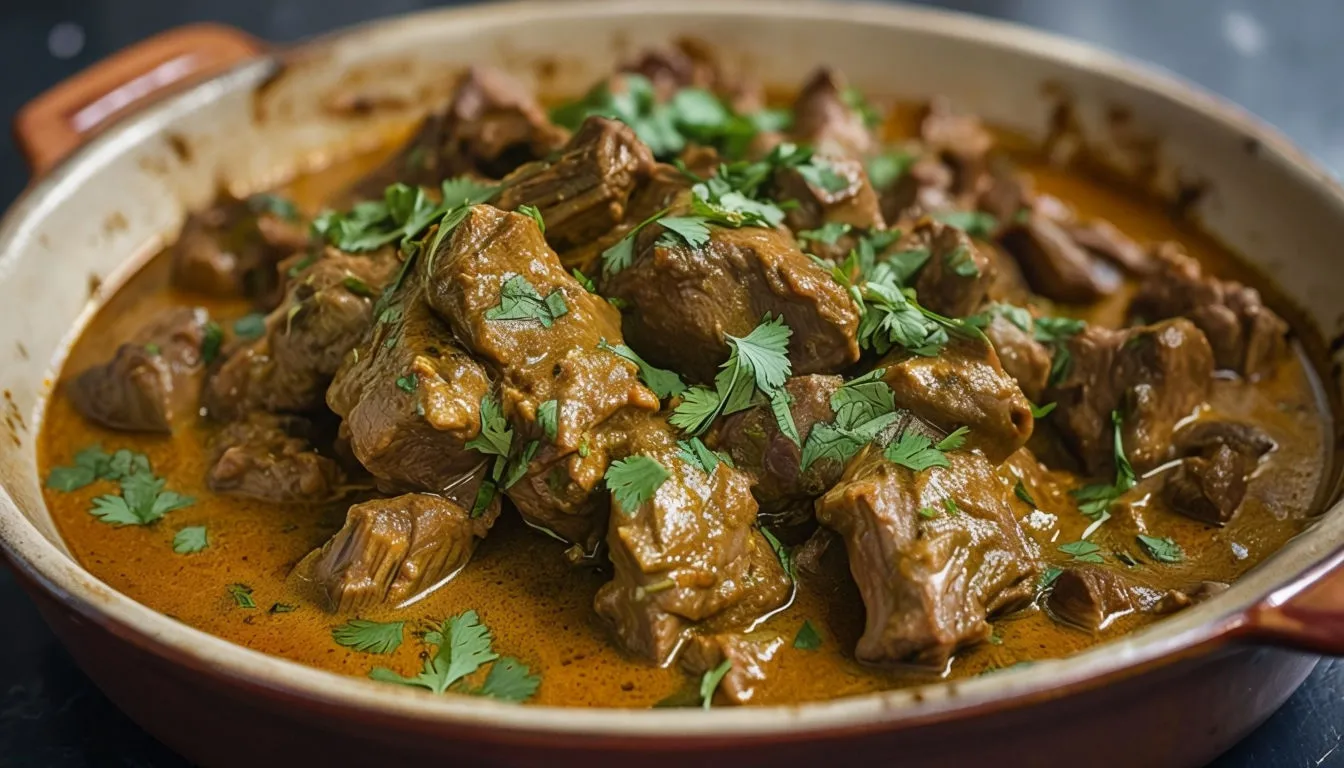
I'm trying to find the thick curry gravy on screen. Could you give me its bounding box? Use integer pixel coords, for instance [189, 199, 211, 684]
[38, 118, 1333, 708]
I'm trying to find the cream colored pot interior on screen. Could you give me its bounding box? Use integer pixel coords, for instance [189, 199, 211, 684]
[2, 0, 1343, 736]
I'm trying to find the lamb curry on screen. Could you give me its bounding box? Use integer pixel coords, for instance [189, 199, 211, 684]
[38, 44, 1333, 708]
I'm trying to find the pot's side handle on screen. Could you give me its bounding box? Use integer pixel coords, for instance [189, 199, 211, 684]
[13, 23, 263, 176]
[1246, 548, 1344, 656]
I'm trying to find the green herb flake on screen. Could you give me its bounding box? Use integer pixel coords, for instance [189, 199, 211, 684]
[1137, 535, 1185, 564]
[172, 526, 208, 554]
[342, 274, 375, 297]
[944, 246, 981, 278]
[269, 603, 297, 614]
[598, 340, 686, 398]
[657, 216, 712, 248]
[935, 426, 970, 451]
[605, 455, 670, 514]
[1037, 566, 1064, 595]
[332, 619, 405, 655]
[677, 437, 729, 476]
[518, 204, 546, 233]
[89, 469, 194, 527]
[395, 373, 417, 394]
[760, 525, 794, 580]
[933, 210, 998, 239]
[798, 222, 852, 246]
[368, 610, 540, 702]
[571, 268, 597, 293]
[865, 151, 915, 189]
[885, 433, 952, 472]
[228, 583, 256, 609]
[1058, 540, 1105, 564]
[918, 506, 940, 519]
[536, 400, 559, 441]
[200, 321, 224, 364]
[1013, 480, 1038, 508]
[1030, 401, 1057, 419]
[699, 658, 733, 709]
[793, 620, 823, 651]
[233, 313, 267, 340]
[485, 275, 569, 328]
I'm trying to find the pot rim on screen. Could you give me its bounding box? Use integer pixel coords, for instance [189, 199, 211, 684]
[3, 0, 1343, 741]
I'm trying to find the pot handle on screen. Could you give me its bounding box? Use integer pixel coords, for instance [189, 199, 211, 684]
[13, 23, 263, 176]
[1246, 547, 1344, 655]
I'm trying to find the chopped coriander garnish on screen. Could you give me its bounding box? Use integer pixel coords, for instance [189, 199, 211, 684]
[1070, 410, 1136, 528]
[395, 373, 417, 394]
[598, 340, 686, 398]
[466, 394, 514, 482]
[944, 246, 981, 278]
[200, 320, 223, 364]
[571, 268, 597, 293]
[227, 583, 256, 609]
[699, 658, 732, 709]
[439, 176, 503, 208]
[670, 315, 794, 437]
[517, 204, 546, 233]
[918, 506, 940, 519]
[1137, 535, 1185, 564]
[314, 180, 497, 254]
[759, 526, 794, 579]
[1058, 540, 1105, 564]
[485, 275, 569, 328]
[657, 216, 712, 248]
[501, 440, 539, 489]
[90, 469, 194, 527]
[369, 610, 540, 702]
[935, 426, 970, 451]
[865, 150, 915, 189]
[933, 209, 998, 239]
[269, 603, 297, 614]
[172, 526, 208, 554]
[1037, 566, 1064, 595]
[884, 433, 952, 472]
[600, 207, 671, 278]
[1030, 401, 1057, 419]
[800, 369, 901, 471]
[46, 445, 147, 492]
[233, 313, 266, 340]
[536, 400, 559, 441]
[677, 437, 730, 475]
[1014, 480, 1038, 508]
[332, 619, 404, 655]
[605, 455, 670, 514]
[793, 620, 822, 651]
[286, 253, 317, 278]
[246, 193, 300, 222]
[142, 342, 161, 356]
[470, 481, 498, 519]
[798, 222, 852, 246]
[943, 497, 961, 516]
[1032, 316, 1087, 344]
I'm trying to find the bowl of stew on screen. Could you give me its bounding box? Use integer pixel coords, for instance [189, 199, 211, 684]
[2, 2, 1343, 766]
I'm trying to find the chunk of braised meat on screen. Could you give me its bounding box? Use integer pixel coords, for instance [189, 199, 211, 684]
[562, 162, 693, 275]
[1162, 420, 1275, 526]
[680, 632, 785, 705]
[776, 154, 885, 261]
[919, 97, 993, 197]
[980, 314, 1051, 402]
[622, 39, 764, 112]
[497, 117, 655, 255]
[791, 68, 873, 159]
[1131, 242, 1289, 378]
[67, 307, 207, 434]
[712, 375, 843, 525]
[207, 412, 345, 503]
[421, 205, 659, 550]
[1047, 319, 1214, 475]
[816, 446, 1039, 666]
[310, 492, 500, 613]
[326, 275, 491, 501]
[1153, 581, 1229, 615]
[354, 66, 568, 195]
[1061, 219, 1151, 275]
[878, 337, 1035, 464]
[1045, 566, 1137, 631]
[602, 215, 861, 383]
[1000, 213, 1123, 304]
[170, 195, 308, 307]
[205, 247, 401, 419]
[904, 218, 995, 318]
[881, 155, 954, 224]
[594, 421, 790, 664]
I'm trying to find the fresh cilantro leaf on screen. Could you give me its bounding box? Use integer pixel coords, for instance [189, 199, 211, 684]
[605, 456, 670, 514]
[518, 204, 546, 233]
[269, 603, 297, 614]
[228, 583, 256, 609]
[1058, 540, 1105, 564]
[933, 209, 998, 238]
[671, 316, 794, 437]
[1037, 566, 1064, 595]
[105, 449, 151, 480]
[866, 150, 914, 189]
[840, 85, 882, 128]
[699, 659, 732, 709]
[794, 620, 822, 651]
[944, 497, 962, 516]
[657, 216, 712, 248]
[501, 440, 539, 489]
[856, 281, 949, 356]
[668, 386, 722, 436]
[332, 619, 405, 655]
[965, 303, 1034, 334]
[800, 371, 901, 471]
[796, 156, 851, 194]
[440, 176, 502, 207]
[369, 610, 500, 696]
[798, 222, 852, 246]
[884, 433, 951, 472]
[1069, 410, 1136, 524]
[466, 395, 514, 481]
[830, 368, 895, 426]
[1014, 480, 1038, 508]
[1030, 401, 1057, 419]
[172, 526, 208, 554]
[1048, 346, 1073, 386]
[233, 313, 266, 340]
[476, 657, 542, 702]
[1033, 316, 1087, 345]
[944, 245, 981, 278]
[536, 400, 559, 441]
[726, 315, 792, 395]
[760, 525, 794, 580]
[314, 183, 454, 253]
[342, 274, 374, 297]
[395, 373, 417, 393]
[571, 268, 597, 293]
[46, 444, 114, 491]
[918, 506, 940, 519]
[470, 480, 498, 519]
[246, 193, 300, 222]
[677, 437, 728, 475]
[600, 207, 671, 278]
[1137, 535, 1185, 564]
[89, 471, 194, 526]
[201, 320, 224, 365]
[935, 426, 970, 451]
[598, 340, 686, 398]
[486, 275, 569, 328]
[770, 388, 801, 447]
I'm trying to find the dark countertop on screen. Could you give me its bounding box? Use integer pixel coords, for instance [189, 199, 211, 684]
[1, 1, 1342, 766]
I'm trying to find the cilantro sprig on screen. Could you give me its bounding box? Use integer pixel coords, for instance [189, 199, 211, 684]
[605, 455, 670, 515]
[1070, 410, 1136, 538]
[799, 369, 902, 471]
[485, 275, 569, 328]
[49, 446, 194, 527]
[333, 619, 405, 655]
[312, 178, 499, 254]
[369, 610, 540, 702]
[598, 339, 687, 398]
[669, 315, 796, 440]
